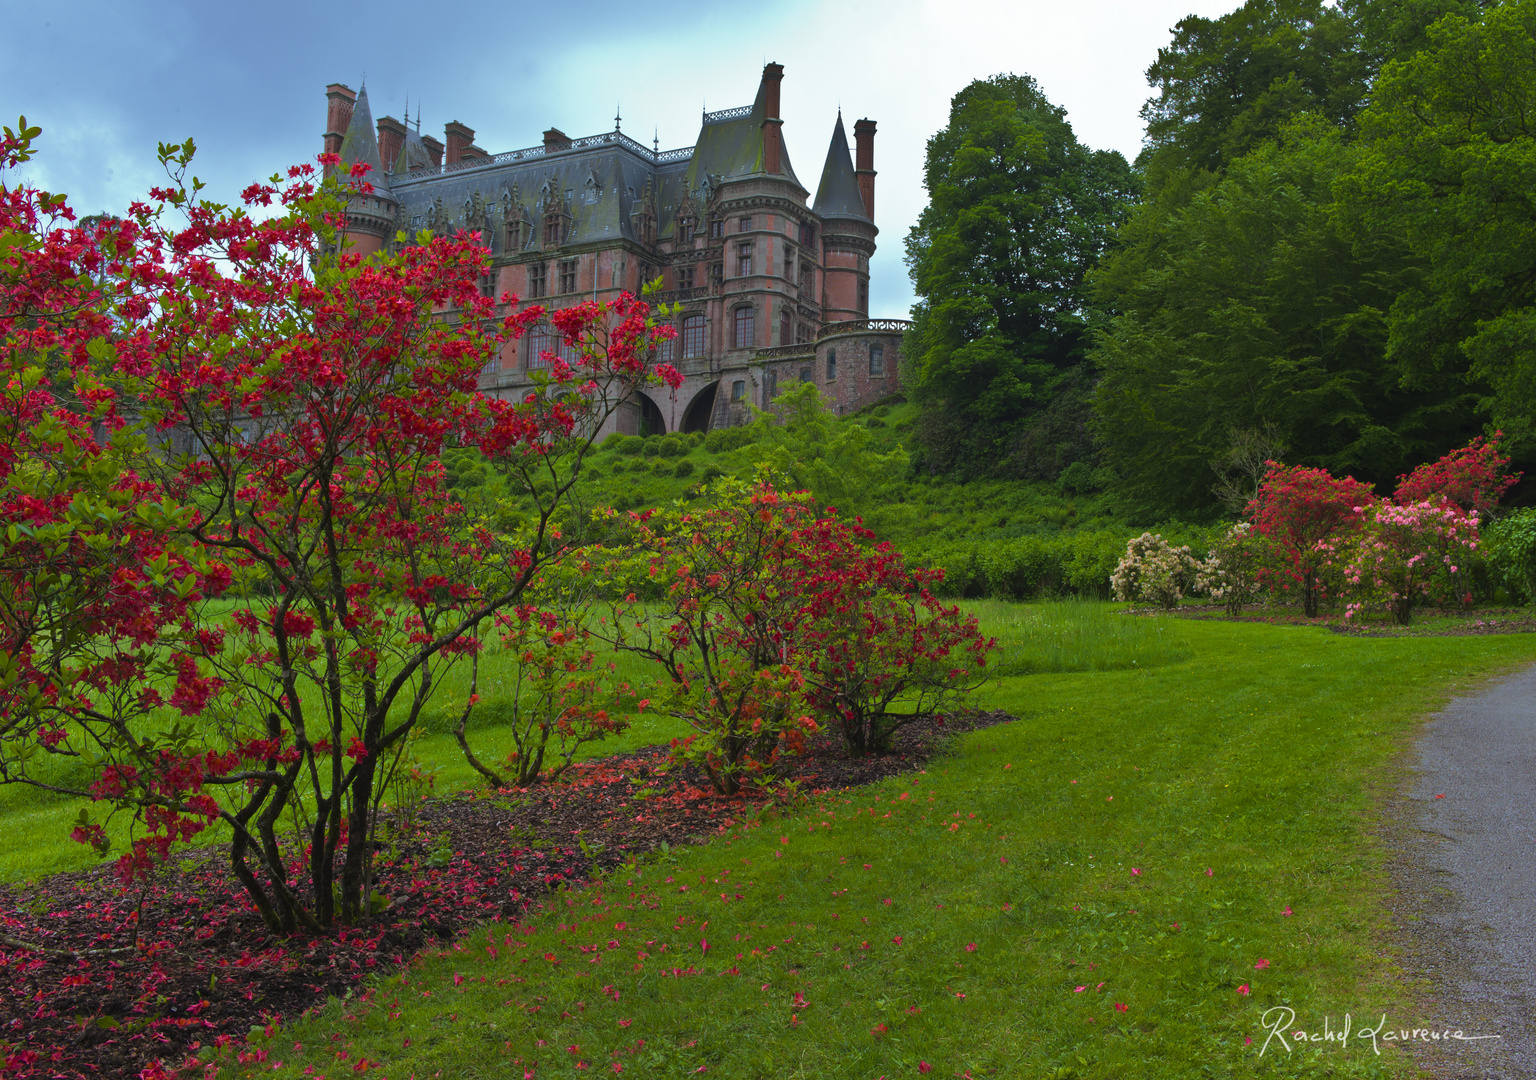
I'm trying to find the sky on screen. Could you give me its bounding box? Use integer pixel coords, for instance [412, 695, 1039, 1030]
[1, 0, 1239, 319]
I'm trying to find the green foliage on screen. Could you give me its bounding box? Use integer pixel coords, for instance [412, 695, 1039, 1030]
[672, 459, 695, 479]
[656, 435, 688, 459]
[742, 382, 907, 517]
[904, 74, 1137, 476]
[1138, 0, 1371, 182]
[603, 433, 638, 455]
[704, 426, 754, 453]
[1345, 0, 1536, 428]
[1482, 508, 1536, 603]
[640, 438, 662, 458]
[1092, 121, 1481, 513]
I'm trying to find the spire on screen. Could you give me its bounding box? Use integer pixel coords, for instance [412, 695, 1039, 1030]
[813, 114, 868, 221]
[338, 83, 388, 189]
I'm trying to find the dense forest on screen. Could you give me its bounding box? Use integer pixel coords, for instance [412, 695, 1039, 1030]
[902, 0, 1536, 518]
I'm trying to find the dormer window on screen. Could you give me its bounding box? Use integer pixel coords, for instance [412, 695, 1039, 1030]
[543, 214, 563, 247]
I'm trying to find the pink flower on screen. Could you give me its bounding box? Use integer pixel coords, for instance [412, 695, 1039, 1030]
[1237, 984, 1251, 996]
[1131, 868, 1141, 876]
[1074, 986, 1087, 993]
[1254, 959, 1270, 970]
[1205, 868, 1214, 877]
[1114, 1003, 1128, 1013]
[965, 943, 978, 952]
[1282, 906, 1293, 916]
[918, 1063, 932, 1075]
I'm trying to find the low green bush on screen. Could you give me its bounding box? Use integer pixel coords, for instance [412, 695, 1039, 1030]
[1483, 507, 1536, 603]
[705, 426, 754, 453]
[641, 438, 662, 458]
[657, 435, 688, 458]
[673, 459, 695, 479]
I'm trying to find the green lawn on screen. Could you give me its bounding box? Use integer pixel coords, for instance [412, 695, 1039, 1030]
[204, 614, 1532, 1079]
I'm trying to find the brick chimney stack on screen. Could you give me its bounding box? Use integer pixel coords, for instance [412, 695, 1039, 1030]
[421, 135, 444, 168]
[323, 84, 356, 176]
[377, 115, 407, 172]
[543, 128, 572, 153]
[854, 118, 877, 220]
[761, 62, 785, 175]
[444, 121, 475, 165]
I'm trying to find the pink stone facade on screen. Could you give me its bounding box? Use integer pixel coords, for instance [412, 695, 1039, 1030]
[324, 64, 907, 436]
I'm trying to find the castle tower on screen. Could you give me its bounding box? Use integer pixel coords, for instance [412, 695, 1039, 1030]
[813, 113, 877, 324]
[332, 84, 397, 257]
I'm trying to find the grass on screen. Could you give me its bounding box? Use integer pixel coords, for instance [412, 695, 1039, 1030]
[978, 599, 1192, 675]
[202, 613, 1533, 1079]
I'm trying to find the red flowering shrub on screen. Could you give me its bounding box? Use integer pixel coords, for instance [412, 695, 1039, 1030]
[0, 124, 674, 930]
[601, 476, 993, 784]
[1248, 464, 1376, 616]
[788, 515, 993, 754]
[1394, 434, 1518, 512]
[599, 478, 819, 796]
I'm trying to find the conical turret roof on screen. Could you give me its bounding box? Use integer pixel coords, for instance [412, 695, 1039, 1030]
[338, 84, 388, 190]
[813, 114, 868, 221]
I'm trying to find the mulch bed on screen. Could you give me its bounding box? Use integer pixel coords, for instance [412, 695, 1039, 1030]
[0, 710, 1013, 1079]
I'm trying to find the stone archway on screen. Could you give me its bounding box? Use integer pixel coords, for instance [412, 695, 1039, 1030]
[681, 382, 718, 433]
[638, 392, 667, 436]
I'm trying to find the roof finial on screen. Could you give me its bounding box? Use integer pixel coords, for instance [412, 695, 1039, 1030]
[404, 91, 409, 125]
[615, 103, 622, 132]
[415, 102, 421, 134]
[654, 126, 659, 154]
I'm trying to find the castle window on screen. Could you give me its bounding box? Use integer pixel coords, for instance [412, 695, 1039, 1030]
[762, 369, 777, 407]
[709, 216, 724, 239]
[544, 215, 563, 247]
[739, 216, 752, 233]
[527, 323, 569, 369]
[679, 220, 695, 244]
[800, 366, 812, 383]
[799, 222, 816, 246]
[529, 262, 547, 299]
[737, 244, 753, 277]
[677, 265, 695, 290]
[826, 349, 837, 381]
[479, 271, 497, 300]
[869, 345, 884, 377]
[731, 380, 746, 402]
[681, 315, 705, 357]
[780, 308, 791, 346]
[733, 306, 754, 350]
[796, 323, 811, 345]
[710, 262, 723, 288]
[640, 263, 656, 290]
[859, 279, 869, 311]
[559, 259, 578, 294]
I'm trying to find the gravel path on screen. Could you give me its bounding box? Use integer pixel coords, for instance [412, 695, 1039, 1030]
[1387, 662, 1536, 1079]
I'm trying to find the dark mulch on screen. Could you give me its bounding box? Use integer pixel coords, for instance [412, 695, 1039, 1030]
[0, 710, 1013, 1079]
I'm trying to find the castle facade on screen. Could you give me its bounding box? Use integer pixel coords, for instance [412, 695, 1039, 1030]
[322, 64, 907, 434]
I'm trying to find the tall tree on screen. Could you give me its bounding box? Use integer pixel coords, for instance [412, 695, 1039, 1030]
[1092, 121, 1482, 513]
[904, 75, 1136, 477]
[1344, 0, 1536, 430]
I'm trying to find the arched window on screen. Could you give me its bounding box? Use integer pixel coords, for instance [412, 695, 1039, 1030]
[681, 315, 705, 358]
[733, 306, 754, 350]
[869, 345, 885, 377]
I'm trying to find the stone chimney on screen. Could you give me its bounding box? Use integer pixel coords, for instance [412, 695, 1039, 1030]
[543, 128, 572, 153]
[324, 84, 356, 173]
[377, 115, 407, 172]
[854, 118, 877, 220]
[445, 121, 475, 165]
[761, 62, 785, 175]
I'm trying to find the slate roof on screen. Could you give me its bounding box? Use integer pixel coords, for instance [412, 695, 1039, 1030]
[812, 114, 869, 222]
[384, 83, 807, 254]
[337, 85, 387, 191]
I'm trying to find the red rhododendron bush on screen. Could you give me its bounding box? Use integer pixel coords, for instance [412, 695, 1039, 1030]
[0, 119, 680, 936]
[597, 477, 995, 794]
[1220, 436, 1519, 623]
